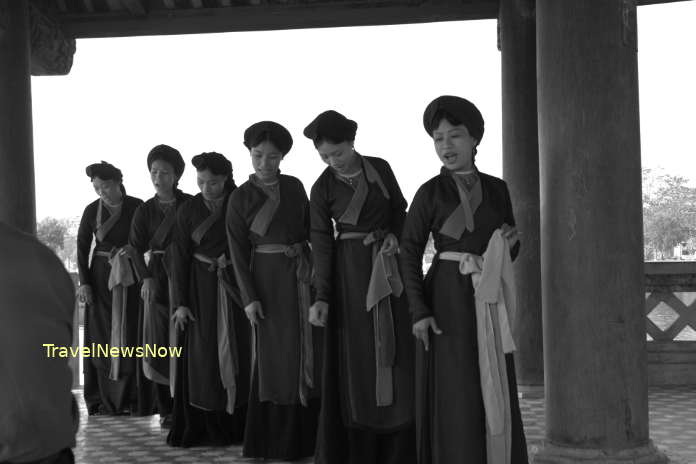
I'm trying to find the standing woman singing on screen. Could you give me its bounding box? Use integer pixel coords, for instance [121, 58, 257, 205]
[226, 121, 321, 460]
[166, 152, 250, 447]
[129, 145, 192, 425]
[306, 110, 415, 464]
[76, 161, 144, 416]
[399, 96, 528, 464]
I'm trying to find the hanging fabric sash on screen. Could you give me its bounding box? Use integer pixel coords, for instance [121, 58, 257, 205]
[193, 253, 241, 414]
[141, 249, 170, 385]
[254, 241, 314, 406]
[338, 229, 401, 406]
[437, 229, 517, 464]
[104, 244, 142, 381]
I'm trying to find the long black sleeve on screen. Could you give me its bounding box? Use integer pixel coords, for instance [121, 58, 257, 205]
[399, 184, 434, 323]
[310, 176, 334, 304]
[170, 204, 192, 309]
[76, 203, 94, 287]
[381, 159, 408, 238]
[128, 203, 153, 279]
[502, 182, 521, 262]
[226, 190, 257, 308]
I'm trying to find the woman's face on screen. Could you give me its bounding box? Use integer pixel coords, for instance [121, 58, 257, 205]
[433, 119, 478, 171]
[150, 159, 176, 196]
[197, 169, 227, 201]
[250, 141, 282, 182]
[316, 140, 358, 175]
[92, 177, 122, 203]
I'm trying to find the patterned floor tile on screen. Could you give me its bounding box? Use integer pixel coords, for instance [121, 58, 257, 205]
[72, 387, 696, 463]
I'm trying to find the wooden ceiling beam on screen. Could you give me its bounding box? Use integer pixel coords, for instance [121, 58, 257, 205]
[61, 1, 499, 38]
[120, 0, 147, 16]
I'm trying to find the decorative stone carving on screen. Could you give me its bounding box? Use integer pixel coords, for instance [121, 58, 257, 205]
[29, 2, 76, 76]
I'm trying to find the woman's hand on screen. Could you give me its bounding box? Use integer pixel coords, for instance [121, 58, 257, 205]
[76, 284, 93, 306]
[244, 301, 265, 326]
[412, 316, 442, 351]
[380, 233, 399, 255]
[140, 277, 156, 303]
[171, 306, 196, 331]
[501, 223, 520, 250]
[309, 301, 329, 327]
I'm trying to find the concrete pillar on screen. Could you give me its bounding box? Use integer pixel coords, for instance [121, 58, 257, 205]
[0, 0, 36, 235]
[499, 0, 544, 395]
[534, 0, 666, 462]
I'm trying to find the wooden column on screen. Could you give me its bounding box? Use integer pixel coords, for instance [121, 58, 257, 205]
[498, 0, 543, 394]
[534, 0, 666, 462]
[0, 0, 36, 234]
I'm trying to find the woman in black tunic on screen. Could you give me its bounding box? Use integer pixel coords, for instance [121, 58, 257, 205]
[76, 161, 144, 416]
[167, 152, 250, 447]
[399, 96, 528, 464]
[306, 110, 415, 464]
[129, 145, 192, 425]
[226, 121, 321, 460]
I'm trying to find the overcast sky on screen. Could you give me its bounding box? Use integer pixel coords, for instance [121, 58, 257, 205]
[30, 2, 695, 221]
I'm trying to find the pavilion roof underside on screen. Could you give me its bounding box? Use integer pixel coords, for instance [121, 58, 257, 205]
[32, 0, 687, 39]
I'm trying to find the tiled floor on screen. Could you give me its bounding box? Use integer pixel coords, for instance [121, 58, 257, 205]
[74, 387, 696, 463]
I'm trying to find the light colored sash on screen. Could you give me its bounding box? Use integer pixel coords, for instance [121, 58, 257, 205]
[439, 174, 482, 239]
[249, 176, 280, 237]
[438, 229, 517, 464]
[104, 245, 141, 381]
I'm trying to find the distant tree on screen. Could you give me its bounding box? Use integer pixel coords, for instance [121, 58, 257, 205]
[37, 217, 68, 254]
[643, 169, 696, 260]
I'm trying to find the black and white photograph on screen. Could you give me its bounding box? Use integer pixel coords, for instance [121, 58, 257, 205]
[1, 0, 695, 463]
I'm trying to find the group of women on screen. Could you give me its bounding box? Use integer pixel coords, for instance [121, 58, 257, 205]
[75, 95, 529, 464]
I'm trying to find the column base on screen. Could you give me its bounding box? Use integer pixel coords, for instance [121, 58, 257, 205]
[533, 441, 669, 464]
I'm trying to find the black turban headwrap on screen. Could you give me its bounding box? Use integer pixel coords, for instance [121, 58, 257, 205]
[147, 144, 185, 178]
[85, 161, 122, 182]
[423, 95, 485, 144]
[243, 121, 293, 157]
[191, 152, 236, 191]
[303, 110, 358, 144]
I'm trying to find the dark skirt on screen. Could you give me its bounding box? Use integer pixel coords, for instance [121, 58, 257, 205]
[415, 259, 529, 464]
[166, 329, 246, 447]
[315, 238, 415, 464]
[83, 255, 139, 416]
[134, 300, 173, 417]
[167, 259, 250, 447]
[243, 364, 320, 460]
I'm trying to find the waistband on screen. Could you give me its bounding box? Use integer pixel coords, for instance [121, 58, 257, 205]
[193, 253, 231, 268]
[255, 242, 306, 257]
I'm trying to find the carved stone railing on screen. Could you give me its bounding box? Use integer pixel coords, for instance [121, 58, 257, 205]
[645, 262, 696, 385]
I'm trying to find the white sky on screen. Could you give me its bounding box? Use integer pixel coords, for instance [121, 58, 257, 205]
[31, 2, 696, 221]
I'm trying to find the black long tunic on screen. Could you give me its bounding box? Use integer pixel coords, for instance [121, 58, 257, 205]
[399, 168, 528, 464]
[310, 155, 415, 464]
[129, 190, 192, 416]
[226, 174, 320, 459]
[77, 195, 143, 415]
[167, 192, 250, 447]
